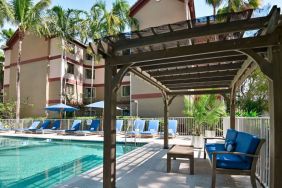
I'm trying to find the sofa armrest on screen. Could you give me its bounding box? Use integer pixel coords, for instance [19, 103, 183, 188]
[211, 151, 259, 158]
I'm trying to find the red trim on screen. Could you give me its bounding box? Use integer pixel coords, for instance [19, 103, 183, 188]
[132, 93, 162, 99]
[4, 55, 62, 69]
[83, 81, 130, 87]
[130, 0, 150, 17]
[130, 0, 195, 19]
[66, 57, 81, 65]
[48, 99, 61, 104]
[48, 77, 61, 82]
[3, 84, 9, 88]
[83, 64, 105, 69]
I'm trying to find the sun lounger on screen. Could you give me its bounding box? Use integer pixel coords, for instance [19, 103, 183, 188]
[36, 120, 61, 134]
[15, 121, 41, 133]
[59, 120, 81, 135]
[116, 120, 124, 134]
[160, 120, 178, 138]
[126, 119, 145, 137]
[141, 120, 159, 137]
[28, 120, 51, 133]
[0, 122, 9, 132]
[75, 119, 101, 136]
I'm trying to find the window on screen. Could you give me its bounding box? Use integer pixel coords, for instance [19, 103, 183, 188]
[66, 84, 74, 95]
[121, 85, 130, 97]
[86, 53, 92, 60]
[84, 87, 95, 99]
[67, 62, 74, 74]
[85, 69, 94, 79]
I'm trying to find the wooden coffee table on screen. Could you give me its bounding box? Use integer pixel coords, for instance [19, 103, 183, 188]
[167, 145, 194, 174]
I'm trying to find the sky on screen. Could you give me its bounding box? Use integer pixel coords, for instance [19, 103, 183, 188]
[3, 0, 282, 30]
[48, 0, 282, 18]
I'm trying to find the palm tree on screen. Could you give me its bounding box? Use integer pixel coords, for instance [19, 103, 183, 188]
[206, 0, 223, 16]
[1, 28, 14, 41]
[218, 0, 261, 13]
[0, 0, 51, 121]
[184, 95, 226, 135]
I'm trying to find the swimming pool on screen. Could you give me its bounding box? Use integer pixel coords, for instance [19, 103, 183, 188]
[0, 136, 143, 188]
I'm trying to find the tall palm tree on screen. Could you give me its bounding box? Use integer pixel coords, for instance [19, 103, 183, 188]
[218, 0, 261, 13]
[206, 0, 223, 16]
[0, 0, 51, 121]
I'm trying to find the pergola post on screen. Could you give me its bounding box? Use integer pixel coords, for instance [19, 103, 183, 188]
[230, 85, 236, 129]
[269, 41, 282, 188]
[162, 92, 176, 149]
[103, 62, 117, 188]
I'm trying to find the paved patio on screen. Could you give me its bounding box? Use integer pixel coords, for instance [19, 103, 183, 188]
[0, 132, 259, 187]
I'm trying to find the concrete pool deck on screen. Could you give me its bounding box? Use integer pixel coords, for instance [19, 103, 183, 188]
[0, 132, 258, 188]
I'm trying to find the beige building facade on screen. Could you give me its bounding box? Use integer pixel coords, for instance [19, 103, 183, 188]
[130, 0, 195, 117]
[3, 32, 130, 118]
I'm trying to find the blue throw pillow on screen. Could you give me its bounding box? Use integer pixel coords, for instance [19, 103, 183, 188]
[225, 140, 236, 152]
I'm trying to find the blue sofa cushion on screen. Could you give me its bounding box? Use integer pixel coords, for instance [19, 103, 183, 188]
[206, 143, 225, 153]
[225, 129, 238, 143]
[225, 141, 236, 152]
[209, 153, 252, 170]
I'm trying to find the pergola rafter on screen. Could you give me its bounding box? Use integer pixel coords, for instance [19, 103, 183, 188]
[90, 6, 282, 188]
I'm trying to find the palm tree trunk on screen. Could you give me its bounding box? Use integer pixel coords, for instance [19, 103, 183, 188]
[16, 32, 24, 122]
[213, 6, 216, 16]
[46, 38, 51, 116]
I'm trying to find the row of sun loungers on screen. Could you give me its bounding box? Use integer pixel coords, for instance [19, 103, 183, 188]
[0, 119, 178, 138]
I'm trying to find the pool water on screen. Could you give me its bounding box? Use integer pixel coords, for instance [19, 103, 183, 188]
[0, 137, 142, 188]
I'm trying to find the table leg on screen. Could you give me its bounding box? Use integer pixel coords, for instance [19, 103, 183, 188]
[204, 138, 207, 159]
[190, 157, 194, 175]
[167, 154, 171, 173]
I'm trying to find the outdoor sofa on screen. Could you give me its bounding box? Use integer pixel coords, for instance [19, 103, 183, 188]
[205, 129, 265, 188]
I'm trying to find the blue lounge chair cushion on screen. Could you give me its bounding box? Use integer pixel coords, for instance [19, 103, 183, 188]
[89, 120, 100, 132]
[41, 120, 51, 129]
[208, 153, 252, 170]
[51, 120, 60, 130]
[225, 141, 236, 152]
[141, 120, 159, 135]
[28, 121, 41, 130]
[206, 143, 225, 153]
[225, 129, 238, 143]
[168, 120, 177, 134]
[235, 132, 260, 161]
[116, 120, 124, 133]
[68, 120, 81, 131]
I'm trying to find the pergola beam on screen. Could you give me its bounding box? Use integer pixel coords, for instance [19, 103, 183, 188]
[168, 89, 231, 96]
[162, 76, 235, 85]
[113, 16, 270, 51]
[157, 70, 238, 81]
[140, 55, 247, 71]
[167, 84, 230, 90]
[150, 62, 242, 77]
[109, 34, 278, 66]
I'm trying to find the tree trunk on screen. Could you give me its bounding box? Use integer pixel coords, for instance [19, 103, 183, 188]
[213, 6, 216, 16]
[16, 33, 24, 122]
[46, 38, 51, 116]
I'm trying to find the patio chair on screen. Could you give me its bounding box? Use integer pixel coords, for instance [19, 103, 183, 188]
[140, 120, 159, 137]
[0, 122, 9, 132]
[116, 120, 124, 134]
[75, 119, 101, 136]
[29, 120, 51, 133]
[36, 120, 61, 134]
[126, 119, 145, 137]
[61, 120, 82, 135]
[160, 120, 178, 138]
[15, 121, 41, 133]
[204, 129, 265, 188]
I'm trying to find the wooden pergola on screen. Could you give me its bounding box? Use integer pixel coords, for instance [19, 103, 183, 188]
[90, 6, 282, 188]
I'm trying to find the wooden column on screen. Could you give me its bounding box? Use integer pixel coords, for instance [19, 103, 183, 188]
[230, 86, 236, 129]
[269, 42, 282, 188]
[103, 62, 117, 188]
[162, 93, 176, 149]
[163, 92, 169, 149]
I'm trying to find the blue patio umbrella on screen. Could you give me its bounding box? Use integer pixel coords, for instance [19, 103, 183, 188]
[45, 103, 78, 112]
[86, 101, 122, 110]
[45, 103, 78, 119]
